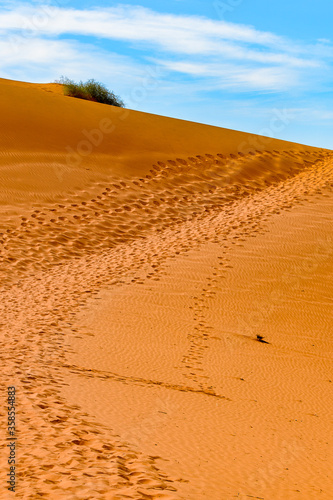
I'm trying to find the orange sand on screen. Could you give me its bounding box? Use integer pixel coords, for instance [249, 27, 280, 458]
[0, 77, 332, 499]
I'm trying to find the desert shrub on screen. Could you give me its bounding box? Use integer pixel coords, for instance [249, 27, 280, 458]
[57, 77, 125, 107]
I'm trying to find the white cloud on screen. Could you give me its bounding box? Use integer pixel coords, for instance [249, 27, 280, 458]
[0, 34, 148, 95]
[0, 3, 323, 67]
[0, 2, 331, 99]
[0, 4, 281, 46]
[155, 59, 300, 91]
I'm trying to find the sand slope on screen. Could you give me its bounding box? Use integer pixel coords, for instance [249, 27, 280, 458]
[0, 78, 332, 499]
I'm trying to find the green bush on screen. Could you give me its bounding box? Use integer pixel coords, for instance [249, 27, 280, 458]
[57, 77, 125, 107]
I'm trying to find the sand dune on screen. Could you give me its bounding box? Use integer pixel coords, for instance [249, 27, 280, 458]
[0, 78, 332, 499]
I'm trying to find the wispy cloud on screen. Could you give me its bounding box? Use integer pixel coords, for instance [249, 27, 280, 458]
[154, 59, 302, 92]
[0, 34, 146, 90]
[0, 2, 329, 92]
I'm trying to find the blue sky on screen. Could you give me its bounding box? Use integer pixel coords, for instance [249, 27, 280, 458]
[0, 0, 332, 148]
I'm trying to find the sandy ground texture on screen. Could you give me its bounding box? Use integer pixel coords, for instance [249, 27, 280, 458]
[0, 78, 332, 499]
